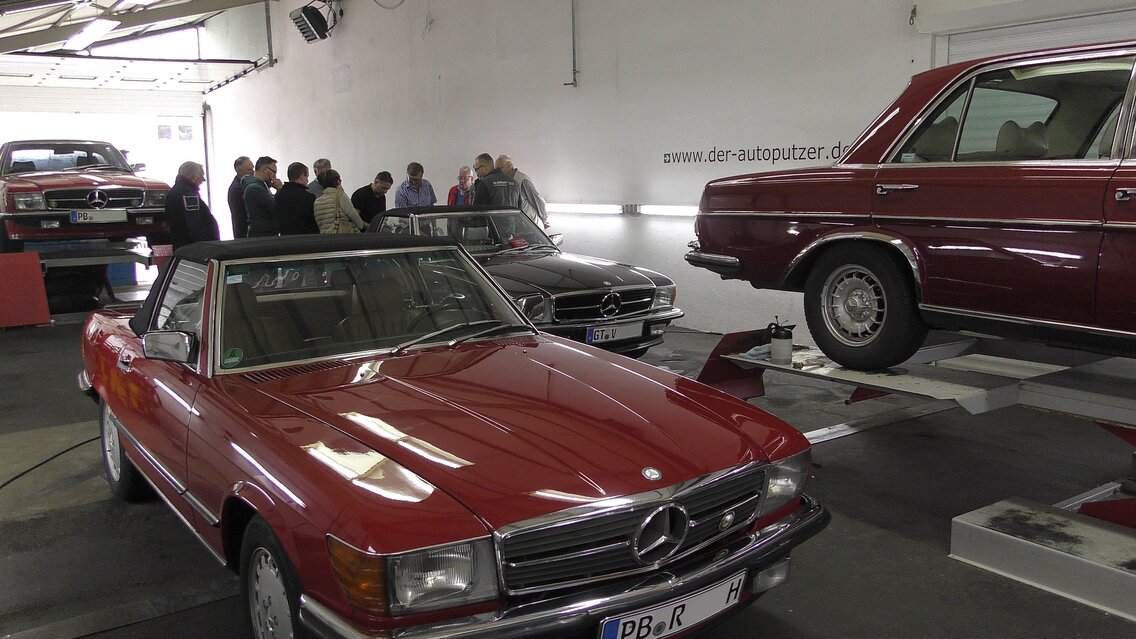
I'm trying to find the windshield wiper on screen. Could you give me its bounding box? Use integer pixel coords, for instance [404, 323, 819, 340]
[390, 319, 502, 355]
[61, 164, 126, 172]
[498, 244, 558, 255]
[448, 323, 536, 348]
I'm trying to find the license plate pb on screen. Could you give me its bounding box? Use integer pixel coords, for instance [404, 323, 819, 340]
[70, 210, 127, 224]
[599, 571, 746, 639]
[587, 321, 643, 344]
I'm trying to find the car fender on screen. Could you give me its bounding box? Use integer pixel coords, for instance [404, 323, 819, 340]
[781, 228, 925, 299]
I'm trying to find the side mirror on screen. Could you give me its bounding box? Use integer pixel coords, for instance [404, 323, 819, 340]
[143, 331, 195, 363]
[548, 232, 564, 247]
[130, 163, 147, 173]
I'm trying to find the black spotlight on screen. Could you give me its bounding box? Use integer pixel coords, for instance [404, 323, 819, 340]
[291, 3, 330, 43]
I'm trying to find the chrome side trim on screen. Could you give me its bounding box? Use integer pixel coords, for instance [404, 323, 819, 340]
[784, 231, 922, 297]
[874, 159, 1119, 168]
[300, 496, 827, 639]
[1104, 222, 1136, 230]
[698, 210, 869, 219]
[77, 369, 92, 393]
[113, 417, 221, 526]
[547, 307, 684, 330]
[873, 215, 1101, 228]
[919, 304, 1136, 339]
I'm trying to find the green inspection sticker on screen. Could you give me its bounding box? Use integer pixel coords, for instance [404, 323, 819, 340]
[222, 348, 244, 367]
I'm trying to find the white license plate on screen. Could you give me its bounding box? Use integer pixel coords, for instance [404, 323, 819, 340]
[598, 571, 746, 639]
[70, 210, 127, 223]
[587, 321, 644, 344]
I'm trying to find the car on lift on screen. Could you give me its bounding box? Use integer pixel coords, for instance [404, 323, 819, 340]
[687, 40, 1136, 370]
[0, 139, 170, 253]
[370, 205, 684, 358]
[79, 234, 828, 639]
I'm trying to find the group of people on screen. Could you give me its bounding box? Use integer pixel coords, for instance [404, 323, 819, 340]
[163, 153, 548, 250]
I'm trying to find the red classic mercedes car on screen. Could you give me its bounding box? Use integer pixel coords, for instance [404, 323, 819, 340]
[79, 234, 827, 638]
[687, 40, 1136, 370]
[0, 139, 170, 252]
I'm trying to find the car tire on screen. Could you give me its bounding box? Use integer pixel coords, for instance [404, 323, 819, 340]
[240, 516, 307, 639]
[99, 401, 152, 502]
[803, 244, 928, 370]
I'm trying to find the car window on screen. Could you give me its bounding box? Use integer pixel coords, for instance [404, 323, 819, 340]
[892, 55, 1134, 163]
[374, 216, 411, 235]
[155, 260, 208, 336]
[216, 248, 526, 370]
[434, 211, 552, 253]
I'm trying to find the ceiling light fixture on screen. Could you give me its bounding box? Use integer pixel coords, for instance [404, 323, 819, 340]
[62, 18, 120, 51]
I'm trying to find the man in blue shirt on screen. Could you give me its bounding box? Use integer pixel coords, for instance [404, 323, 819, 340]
[394, 162, 437, 208]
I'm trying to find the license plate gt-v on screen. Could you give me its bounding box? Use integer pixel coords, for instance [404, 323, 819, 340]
[587, 321, 644, 344]
[599, 571, 746, 639]
[71, 210, 127, 223]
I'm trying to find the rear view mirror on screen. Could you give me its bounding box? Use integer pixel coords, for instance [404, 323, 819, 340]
[548, 233, 564, 247]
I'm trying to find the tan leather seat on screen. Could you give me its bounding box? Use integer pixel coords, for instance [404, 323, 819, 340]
[338, 276, 411, 343]
[996, 120, 1048, 159]
[912, 116, 958, 162]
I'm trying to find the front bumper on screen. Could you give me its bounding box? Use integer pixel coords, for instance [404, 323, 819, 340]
[2, 209, 166, 241]
[301, 495, 829, 639]
[539, 307, 685, 355]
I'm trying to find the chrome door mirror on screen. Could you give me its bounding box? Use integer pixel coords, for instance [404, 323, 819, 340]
[142, 331, 195, 363]
[548, 232, 564, 247]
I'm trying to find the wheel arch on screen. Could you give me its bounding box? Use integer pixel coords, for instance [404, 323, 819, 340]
[220, 484, 286, 572]
[782, 231, 924, 301]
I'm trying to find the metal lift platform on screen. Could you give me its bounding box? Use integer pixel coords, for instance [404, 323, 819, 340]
[697, 328, 1136, 620]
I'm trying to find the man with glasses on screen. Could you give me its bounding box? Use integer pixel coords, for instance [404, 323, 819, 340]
[243, 156, 283, 237]
[394, 162, 437, 208]
[447, 166, 476, 205]
[472, 152, 520, 207]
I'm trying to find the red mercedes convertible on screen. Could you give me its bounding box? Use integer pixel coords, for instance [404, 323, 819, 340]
[79, 234, 827, 639]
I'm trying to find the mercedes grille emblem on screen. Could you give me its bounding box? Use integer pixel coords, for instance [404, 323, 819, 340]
[642, 467, 662, 481]
[599, 292, 622, 317]
[86, 190, 110, 210]
[719, 510, 736, 531]
[632, 504, 689, 565]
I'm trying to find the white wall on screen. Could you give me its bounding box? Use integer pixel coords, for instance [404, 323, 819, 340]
[202, 0, 932, 334]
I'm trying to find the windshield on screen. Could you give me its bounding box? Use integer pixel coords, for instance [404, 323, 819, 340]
[216, 247, 530, 370]
[380, 210, 554, 254]
[3, 141, 132, 175]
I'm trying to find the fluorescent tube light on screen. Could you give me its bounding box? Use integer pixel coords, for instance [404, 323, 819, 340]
[640, 205, 698, 217]
[546, 203, 622, 215]
[63, 18, 120, 51]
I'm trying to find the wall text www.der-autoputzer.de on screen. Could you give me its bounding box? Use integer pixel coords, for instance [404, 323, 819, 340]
[663, 141, 850, 165]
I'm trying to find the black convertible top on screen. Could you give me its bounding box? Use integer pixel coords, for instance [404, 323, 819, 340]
[176, 233, 459, 262]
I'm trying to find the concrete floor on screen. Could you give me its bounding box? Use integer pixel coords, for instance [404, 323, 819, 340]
[1, 323, 1134, 638]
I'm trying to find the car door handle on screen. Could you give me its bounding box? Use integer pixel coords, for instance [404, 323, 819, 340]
[1115, 188, 1136, 202]
[117, 356, 132, 373]
[876, 183, 920, 195]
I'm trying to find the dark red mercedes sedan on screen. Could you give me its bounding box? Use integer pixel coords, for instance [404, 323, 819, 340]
[687, 40, 1136, 370]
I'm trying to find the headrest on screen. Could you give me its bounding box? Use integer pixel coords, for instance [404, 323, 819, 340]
[912, 116, 958, 161]
[10, 160, 36, 173]
[1099, 111, 1119, 159]
[996, 120, 1047, 159]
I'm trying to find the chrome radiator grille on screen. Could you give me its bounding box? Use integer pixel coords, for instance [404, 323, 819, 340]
[553, 288, 654, 322]
[497, 463, 766, 594]
[45, 188, 144, 210]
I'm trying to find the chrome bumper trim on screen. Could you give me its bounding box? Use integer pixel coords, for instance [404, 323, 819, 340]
[543, 307, 685, 331]
[684, 250, 740, 271]
[300, 496, 828, 639]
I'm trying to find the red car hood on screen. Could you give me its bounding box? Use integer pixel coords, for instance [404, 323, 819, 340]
[252, 337, 785, 529]
[2, 171, 166, 190]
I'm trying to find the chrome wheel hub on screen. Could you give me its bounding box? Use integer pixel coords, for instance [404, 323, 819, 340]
[102, 407, 121, 481]
[822, 266, 886, 346]
[249, 547, 293, 639]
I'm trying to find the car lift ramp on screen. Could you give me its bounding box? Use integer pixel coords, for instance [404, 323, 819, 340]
[697, 329, 1136, 620]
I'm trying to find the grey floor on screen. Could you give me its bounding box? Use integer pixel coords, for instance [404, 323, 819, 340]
[1, 324, 1133, 638]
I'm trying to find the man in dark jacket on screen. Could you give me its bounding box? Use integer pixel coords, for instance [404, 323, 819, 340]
[277, 162, 319, 235]
[472, 152, 521, 207]
[351, 171, 393, 224]
[166, 161, 219, 250]
[243, 156, 282, 237]
[227, 156, 253, 238]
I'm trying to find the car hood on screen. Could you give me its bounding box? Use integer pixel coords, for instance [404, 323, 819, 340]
[253, 337, 787, 529]
[479, 250, 666, 297]
[0, 171, 166, 190]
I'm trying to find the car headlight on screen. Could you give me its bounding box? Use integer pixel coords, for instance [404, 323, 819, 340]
[13, 192, 45, 211]
[514, 294, 549, 322]
[757, 449, 810, 517]
[327, 536, 499, 616]
[388, 538, 498, 615]
[143, 190, 167, 207]
[651, 284, 676, 309]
